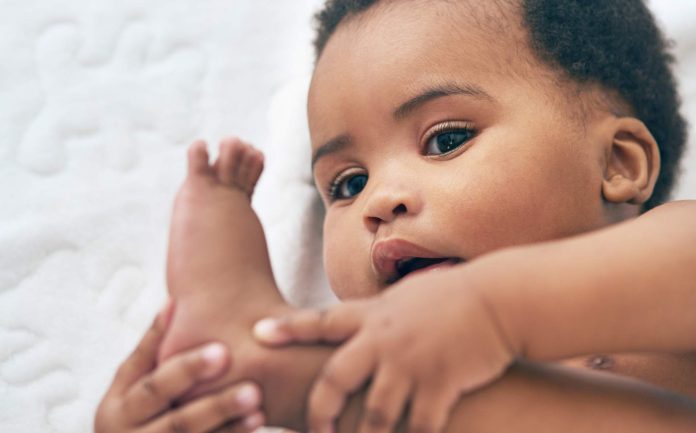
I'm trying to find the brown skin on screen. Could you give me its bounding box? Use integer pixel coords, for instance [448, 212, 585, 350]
[264, 2, 696, 432]
[309, 1, 642, 299]
[97, 139, 696, 433]
[254, 202, 696, 431]
[99, 297, 696, 433]
[339, 362, 696, 433]
[263, 1, 695, 432]
[98, 1, 696, 432]
[259, 201, 696, 433]
[94, 301, 266, 433]
[150, 138, 326, 427]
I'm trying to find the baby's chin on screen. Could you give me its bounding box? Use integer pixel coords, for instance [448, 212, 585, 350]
[328, 274, 382, 300]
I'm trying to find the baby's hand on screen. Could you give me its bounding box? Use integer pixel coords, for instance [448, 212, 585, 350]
[95, 300, 265, 433]
[254, 268, 516, 433]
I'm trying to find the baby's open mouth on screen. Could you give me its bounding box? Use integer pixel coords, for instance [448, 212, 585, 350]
[393, 257, 463, 282]
[371, 238, 465, 285]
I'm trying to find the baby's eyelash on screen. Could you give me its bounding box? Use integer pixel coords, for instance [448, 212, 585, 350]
[422, 121, 476, 152]
[327, 176, 342, 199]
[327, 168, 364, 200]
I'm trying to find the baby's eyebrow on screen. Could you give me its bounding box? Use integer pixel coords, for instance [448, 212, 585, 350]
[311, 83, 494, 172]
[393, 83, 495, 120]
[312, 133, 352, 171]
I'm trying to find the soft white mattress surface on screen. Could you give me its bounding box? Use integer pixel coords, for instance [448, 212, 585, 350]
[0, 1, 694, 432]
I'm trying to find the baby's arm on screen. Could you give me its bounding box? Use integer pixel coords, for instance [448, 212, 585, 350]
[100, 304, 696, 433]
[355, 361, 696, 433]
[255, 275, 514, 433]
[255, 336, 696, 433]
[486, 200, 696, 361]
[255, 200, 696, 433]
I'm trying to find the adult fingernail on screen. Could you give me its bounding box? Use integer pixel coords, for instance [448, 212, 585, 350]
[236, 383, 260, 408]
[200, 343, 227, 377]
[253, 318, 286, 343]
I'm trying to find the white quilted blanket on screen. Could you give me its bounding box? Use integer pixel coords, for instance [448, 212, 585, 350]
[0, 1, 694, 432]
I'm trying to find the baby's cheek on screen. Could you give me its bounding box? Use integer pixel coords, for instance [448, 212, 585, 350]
[322, 223, 376, 300]
[322, 226, 349, 297]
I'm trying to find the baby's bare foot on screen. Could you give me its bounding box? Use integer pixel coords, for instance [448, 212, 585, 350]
[159, 138, 287, 363]
[158, 139, 325, 430]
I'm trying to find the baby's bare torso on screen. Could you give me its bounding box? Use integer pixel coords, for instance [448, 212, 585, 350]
[564, 353, 696, 398]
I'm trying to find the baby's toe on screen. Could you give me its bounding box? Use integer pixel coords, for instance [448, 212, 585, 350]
[217, 137, 245, 186]
[237, 147, 265, 196]
[187, 140, 211, 176]
[214, 137, 264, 197]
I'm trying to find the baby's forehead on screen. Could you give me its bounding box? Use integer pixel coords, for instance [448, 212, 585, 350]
[312, 1, 566, 109]
[321, 0, 543, 81]
[350, 0, 525, 44]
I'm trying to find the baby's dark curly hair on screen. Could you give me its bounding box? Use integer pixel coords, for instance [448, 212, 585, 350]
[313, 0, 688, 210]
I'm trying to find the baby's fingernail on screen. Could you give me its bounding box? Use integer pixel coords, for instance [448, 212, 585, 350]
[243, 412, 264, 429]
[236, 383, 260, 408]
[253, 318, 287, 343]
[200, 343, 227, 377]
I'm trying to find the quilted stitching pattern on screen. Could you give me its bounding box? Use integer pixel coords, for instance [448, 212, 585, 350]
[0, 1, 693, 432]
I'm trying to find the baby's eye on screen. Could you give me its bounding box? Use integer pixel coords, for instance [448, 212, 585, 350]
[424, 127, 475, 156]
[329, 171, 368, 201]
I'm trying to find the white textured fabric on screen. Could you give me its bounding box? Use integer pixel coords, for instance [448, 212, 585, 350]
[0, 1, 693, 432]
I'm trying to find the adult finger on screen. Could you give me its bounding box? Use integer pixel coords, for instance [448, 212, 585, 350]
[112, 299, 175, 395]
[140, 382, 263, 433]
[358, 366, 411, 433]
[123, 342, 229, 424]
[308, 336, 377, 433]
[253, 302, 367, 345]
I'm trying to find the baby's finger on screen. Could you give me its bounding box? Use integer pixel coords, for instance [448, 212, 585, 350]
[209, 411, 265, 433]
[140, 382, 263, 433]
[359, 366, 410, 433]
[254, 302, 366, 345]
[408, 384, 458, 433]
[122, 342, 229, 424]
[112, 299, 174, 395]
[308, 337, 377, 433]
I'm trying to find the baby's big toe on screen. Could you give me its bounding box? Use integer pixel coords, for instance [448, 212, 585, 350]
[237, 147, 264, 196]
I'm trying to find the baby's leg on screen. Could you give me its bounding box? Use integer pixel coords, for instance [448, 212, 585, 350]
[158, 141, 328, 429]
[159, 138, 287, 363]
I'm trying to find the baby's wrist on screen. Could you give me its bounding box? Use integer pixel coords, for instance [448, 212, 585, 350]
[461, 249, 530, 359]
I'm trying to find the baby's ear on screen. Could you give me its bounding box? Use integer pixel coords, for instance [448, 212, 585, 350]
[601, 117, 660, 205]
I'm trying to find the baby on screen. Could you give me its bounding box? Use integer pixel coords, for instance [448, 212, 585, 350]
[96, 0, 696, 432]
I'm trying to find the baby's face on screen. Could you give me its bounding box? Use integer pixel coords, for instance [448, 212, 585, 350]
[308, 1, 614, 299]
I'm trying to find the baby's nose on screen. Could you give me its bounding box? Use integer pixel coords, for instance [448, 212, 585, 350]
[362, 179, 422, 232]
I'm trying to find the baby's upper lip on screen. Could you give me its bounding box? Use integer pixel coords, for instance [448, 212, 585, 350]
[371, 238, 462, 284]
